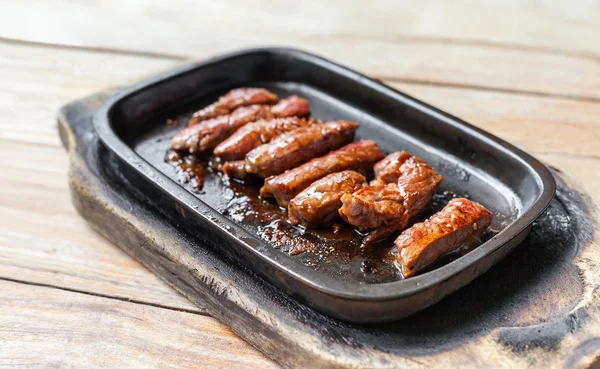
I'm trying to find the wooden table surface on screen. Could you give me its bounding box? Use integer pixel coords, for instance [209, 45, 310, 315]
[1, 1, 599, 367]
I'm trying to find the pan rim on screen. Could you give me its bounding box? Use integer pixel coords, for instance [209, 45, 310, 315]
[93, 47, 556, 302]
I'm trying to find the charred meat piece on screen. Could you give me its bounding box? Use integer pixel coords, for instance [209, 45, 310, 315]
[171, 105, 273, 154]
[338, 184, 408, 242]
[189, 88, 278, 125]
[214, 117, 314, 161]
[173, 96, 310, 154]
[396, 156, 443, 219]
[339, 156, 442, 243]
[260, 140, 383, 206]
[370, 151, 412, 186]
[221, 160, 250, 181]
[269, 95, 310, 118]
[288, 170, 367, 227]
[245, 120, 359, 178]
[395, 198, 492, 277]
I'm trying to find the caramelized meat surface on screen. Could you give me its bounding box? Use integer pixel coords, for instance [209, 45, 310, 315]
[245, 120, 359, 178]
[260, 140, 383, 206]
[370, 151, 412, 186]
[395, 198, 492, 277]
[222, 160, 249, 181]
[288, 170, 367, 227]
[338, 184, 408, 241]
[269, 95, 310, 118]
[214, 117, 314, 160]
[339, 156, 442, 242]
[171, 105, 272, 154]
[172, 96, 309, 154]
[189, 87, 278, 125]
[396, 156, 443, 219]
[166, 87, 485, 278]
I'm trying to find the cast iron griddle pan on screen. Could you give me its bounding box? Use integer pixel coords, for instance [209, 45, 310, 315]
[93, 48, 556, 323]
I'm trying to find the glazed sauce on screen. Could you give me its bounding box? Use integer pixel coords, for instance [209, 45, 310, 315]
[164, 151, 503, 283]
[165, 149, 210, 192]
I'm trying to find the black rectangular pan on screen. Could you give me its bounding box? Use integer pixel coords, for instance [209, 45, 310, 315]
[93, 48, 555, 323]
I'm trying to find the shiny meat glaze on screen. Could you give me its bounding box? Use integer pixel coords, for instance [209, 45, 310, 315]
[222, 160, 249, 180]
[161, 148, 500, 283]
[395, 198, 493, 277]
[260, 140, 383, 206]
[214, 117, 314, 161]
[370, 151, 412, 186]
[269, 95, 310, 118]
[288, 170, 367, 227]
[189, 87, 278, 125]
[339, 156, 442, 243]
[245, 120, 359, 178]
[171, 105, 273, 154]
[172, 96, 310, 154]
[396, 156, 443, 218]
[339, 184, 408, 241]
[166, 89, 496, 281]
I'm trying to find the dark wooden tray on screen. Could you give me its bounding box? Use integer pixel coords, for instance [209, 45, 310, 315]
[59, 91, 600, 368]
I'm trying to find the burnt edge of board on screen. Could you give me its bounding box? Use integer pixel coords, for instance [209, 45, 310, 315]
[60, 90, 600, 369]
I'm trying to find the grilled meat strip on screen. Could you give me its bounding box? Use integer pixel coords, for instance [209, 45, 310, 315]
[339, 184, 407, 242]
[221, 160, 250, 181]
[395, 198, 492, 277]
[245, 120, 359, 178]
[172, 105, 271, 154]
[338, 156, 442, 242]
[396, 156, 443, 220]
[288, 170, 367, 227]
[260, 140, 383, 206]
[214, 117, 314, 161]
[269, 95, 310, 118]
[370, 151, 412, 186]
[189, 87, 278, 125]
[172, 96, 309, 154]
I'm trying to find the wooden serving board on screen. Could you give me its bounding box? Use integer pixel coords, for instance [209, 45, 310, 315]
[59, 91, 600, 369]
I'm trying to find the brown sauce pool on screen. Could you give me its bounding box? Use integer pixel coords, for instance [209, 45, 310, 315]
[165, 149, 503, 283]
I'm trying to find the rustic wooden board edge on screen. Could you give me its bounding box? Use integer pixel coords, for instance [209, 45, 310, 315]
[57, 92, 363, 369]
[58, 91, 600, 369]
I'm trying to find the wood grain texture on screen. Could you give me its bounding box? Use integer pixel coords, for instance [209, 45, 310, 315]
[1, 1, 599, 100]
[0, 279, 277, 368]
[0, 41, 173, 146]
[0, 140, 202, 313]
[391, 82, 600, 158]
[3, 0, 599, 54]
[0, 41, 204, 313]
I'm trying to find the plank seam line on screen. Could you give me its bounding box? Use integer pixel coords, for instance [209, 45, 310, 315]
[535, 151, 600, 161]
[0, 137, 62, 149]
[1, 35, 600, 104]
[0, 36, 187, 61]
[379, 77, 600, 104]
[0, 276, 210, 317]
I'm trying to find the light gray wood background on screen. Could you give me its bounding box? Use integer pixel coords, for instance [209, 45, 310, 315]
[0, 1, 599, 367]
